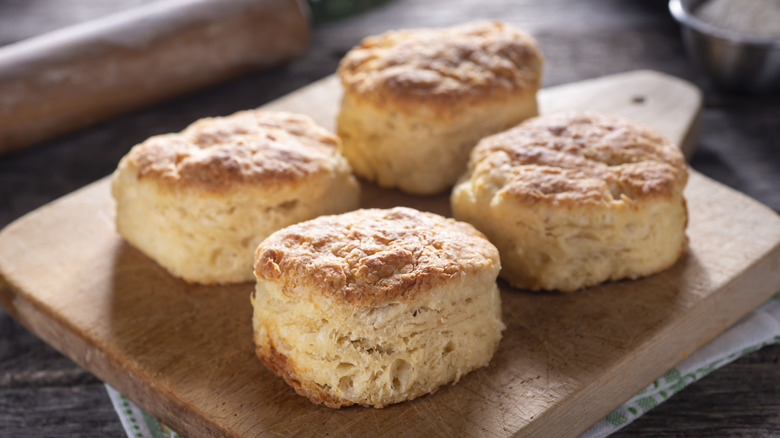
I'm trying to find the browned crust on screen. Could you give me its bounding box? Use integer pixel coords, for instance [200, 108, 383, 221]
[119, 110, 342, 193]
[254, 207, 500, 306]
[338, 20, 543, 120]
[467, 111, 689, 206]
[253, 329, 351, 409]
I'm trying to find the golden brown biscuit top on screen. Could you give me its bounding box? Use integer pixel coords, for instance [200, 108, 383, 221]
[120, 110, 341, 192]
[338, 21, 543, 117]
[255, 207, 500, 306]
[466, 111, 689, 204]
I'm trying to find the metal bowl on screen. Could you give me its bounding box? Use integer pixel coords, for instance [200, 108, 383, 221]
[669, 0, 780, 93]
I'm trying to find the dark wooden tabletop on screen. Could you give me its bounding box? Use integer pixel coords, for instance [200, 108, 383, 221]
[1, 0, 778, 437]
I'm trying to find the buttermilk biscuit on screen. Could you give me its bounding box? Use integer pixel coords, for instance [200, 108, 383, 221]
[252, 207, 504, 408]
[111, 110, 360, 284]
[337, 20, 543, 195]
[451, 111, 689, 292]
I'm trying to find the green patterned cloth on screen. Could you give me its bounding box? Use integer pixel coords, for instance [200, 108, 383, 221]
[107, 294, 780, 438]
[582, 293, 780, 437]
[106, 388, 181, 438]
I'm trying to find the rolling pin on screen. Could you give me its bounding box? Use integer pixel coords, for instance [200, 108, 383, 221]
[0, 0, 310, 155]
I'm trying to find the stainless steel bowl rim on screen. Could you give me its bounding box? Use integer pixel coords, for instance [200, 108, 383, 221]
[669, 0, 780, 49]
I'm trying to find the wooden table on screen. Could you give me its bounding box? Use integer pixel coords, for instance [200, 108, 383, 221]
[1, 0, 778, 436]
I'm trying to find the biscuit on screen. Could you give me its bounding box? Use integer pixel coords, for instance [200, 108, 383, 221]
[337, 20, 543, 195]
[451, 111, 689, 292]
[111, 110, 360, 284]
[252, 207, 504, 408]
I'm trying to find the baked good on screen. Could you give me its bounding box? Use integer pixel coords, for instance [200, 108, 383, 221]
[337, 20, 543, 195]
[252, 207, 504, 408]
[451, 111, 689, 292]
[111, 109, 360, 284]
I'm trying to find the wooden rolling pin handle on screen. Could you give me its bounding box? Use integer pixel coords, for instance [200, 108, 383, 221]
[0, 0, 310, 155]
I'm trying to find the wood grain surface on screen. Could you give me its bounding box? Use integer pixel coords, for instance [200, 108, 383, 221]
[1, 71, 779, 438]
[2, 1, 779, 437]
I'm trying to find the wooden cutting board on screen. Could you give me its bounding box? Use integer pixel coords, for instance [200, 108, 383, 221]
[1, 70, 779, 438]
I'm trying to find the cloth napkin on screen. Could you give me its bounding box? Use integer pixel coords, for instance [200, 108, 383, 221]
[106, 293, 780, 438]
